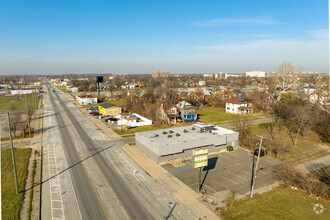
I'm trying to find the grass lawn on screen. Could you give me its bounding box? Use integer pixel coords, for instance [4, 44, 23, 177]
[56, 86, 67, 93]
[250, 123, 329, 163]
[196, 107, 259, 124]
[1, 148, 31, 220]
[114, 124, 166, 135]
[221, 186, 330, 220]
[0, 94, 39, 112]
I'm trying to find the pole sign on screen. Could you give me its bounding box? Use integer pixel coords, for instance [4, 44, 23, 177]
[193, 149, 208, 168]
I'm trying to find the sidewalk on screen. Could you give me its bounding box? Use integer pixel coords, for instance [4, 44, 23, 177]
[122, 144, 219, 220]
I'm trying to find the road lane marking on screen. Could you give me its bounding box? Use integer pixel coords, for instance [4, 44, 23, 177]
[56, 99, 110, 220]
[211, 179, 228, 189]
[91, 156, 131, 220]
[222, 176, 239, 185]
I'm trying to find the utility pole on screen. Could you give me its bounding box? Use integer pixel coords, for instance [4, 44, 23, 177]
[8, 112, 19, 194]
[198, 167, 202, 193]
[250, 135, 265, 198]
[25, 95, 31, 136]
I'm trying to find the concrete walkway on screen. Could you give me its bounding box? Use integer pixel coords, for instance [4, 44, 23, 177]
[123, 144, 220, 219]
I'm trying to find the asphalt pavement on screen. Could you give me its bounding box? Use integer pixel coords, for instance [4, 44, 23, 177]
[42, 80, 196, 220]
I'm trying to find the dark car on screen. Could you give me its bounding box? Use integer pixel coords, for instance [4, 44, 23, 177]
[89, 111, 98, 114]
[254, 148, 265, 157]
[105, 117, 118, 123]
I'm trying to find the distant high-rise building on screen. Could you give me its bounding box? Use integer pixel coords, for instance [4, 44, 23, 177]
[246, 71, 265, 77]
[152, 71, 170, 78]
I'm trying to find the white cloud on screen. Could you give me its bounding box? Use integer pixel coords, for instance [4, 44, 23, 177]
[192, 18, 283, 27]
[5, 55, 32, 63]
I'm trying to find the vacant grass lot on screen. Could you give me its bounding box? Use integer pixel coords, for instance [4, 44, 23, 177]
[196, 107, 258, 124]
[221, 186, 329, 220]
[1, 148, 31, 220]
[0, 94, 39, 112]
[251, 123, 330, 163]
[56, 85, 67, 93]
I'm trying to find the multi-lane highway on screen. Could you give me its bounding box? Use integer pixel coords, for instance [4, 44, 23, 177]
[41, 80, 196, 220]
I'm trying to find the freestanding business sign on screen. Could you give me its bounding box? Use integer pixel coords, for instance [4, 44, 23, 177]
[193, 148, 208, 193]
[193, 148, 208, 168]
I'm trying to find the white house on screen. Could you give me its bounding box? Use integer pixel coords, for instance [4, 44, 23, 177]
[76, 96, 98, 105]
[198, 81, 206, 86]
[67, 86, 78, 92]
[225, 96, 251, 114]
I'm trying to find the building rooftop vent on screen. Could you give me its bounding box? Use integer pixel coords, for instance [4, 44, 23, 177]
[167, 135, 172, 138]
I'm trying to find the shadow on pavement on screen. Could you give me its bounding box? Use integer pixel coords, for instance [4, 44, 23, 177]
[22, 144, 115, 193]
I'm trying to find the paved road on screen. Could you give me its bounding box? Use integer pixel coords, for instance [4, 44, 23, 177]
[51, 90, 153, 219]
[47, 83, 109, 219]
[43, 80, 196, 220]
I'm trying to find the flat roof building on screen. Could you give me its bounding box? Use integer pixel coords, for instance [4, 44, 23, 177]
[135, 124, 239, 163]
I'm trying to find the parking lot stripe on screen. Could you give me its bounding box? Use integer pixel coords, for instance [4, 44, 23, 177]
[188, 182, 198, 187]
[204, 184, 217, 193]
[222, 176, 239, 185]
[211, 179, 228, 189]
[232, 173, 249, 181]
[218, 154, 231, 160]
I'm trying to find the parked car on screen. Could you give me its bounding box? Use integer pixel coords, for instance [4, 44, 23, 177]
[253, 148, 265, 157]
[105, 117, 118, 123]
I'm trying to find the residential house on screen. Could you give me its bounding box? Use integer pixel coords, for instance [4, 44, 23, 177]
[251, 93, 275, 111]
[156, 104, 182, 124]
[176, 101, 198, 122]
[225, 95, 252, 115]
[98, 103, 122, 116]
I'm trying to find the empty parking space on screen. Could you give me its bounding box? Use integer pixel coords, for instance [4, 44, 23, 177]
[162, 149, 281, 195]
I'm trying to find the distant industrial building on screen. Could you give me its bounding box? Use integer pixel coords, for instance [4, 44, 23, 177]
[135, 124, 239, 163]
[152, 71, 170, 78]
[246, 71, 266, 78]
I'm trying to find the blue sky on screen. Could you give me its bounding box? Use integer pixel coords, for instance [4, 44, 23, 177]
[0, 0, 328, 74]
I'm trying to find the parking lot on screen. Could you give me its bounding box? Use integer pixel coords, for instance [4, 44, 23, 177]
[162, 149, 281, 195]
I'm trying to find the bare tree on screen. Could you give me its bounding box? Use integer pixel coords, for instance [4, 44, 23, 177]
[275, 61, 298, 92]
[5, 113, 22, 137]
